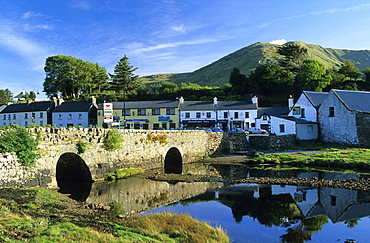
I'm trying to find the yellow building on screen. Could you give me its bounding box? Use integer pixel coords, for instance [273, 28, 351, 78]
[97, 100, 180, 129]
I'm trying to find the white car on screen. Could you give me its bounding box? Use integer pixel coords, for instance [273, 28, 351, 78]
[248, 127, 268, 134]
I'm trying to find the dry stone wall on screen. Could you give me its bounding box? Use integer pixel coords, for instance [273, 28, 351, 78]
[0, 128, 248, 188]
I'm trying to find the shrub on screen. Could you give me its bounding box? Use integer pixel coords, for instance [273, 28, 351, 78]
[0, 125, 40, 167]
[76, 141, 89, 154]
[106, 167, 145, 181]
[104, 129, 124, 150]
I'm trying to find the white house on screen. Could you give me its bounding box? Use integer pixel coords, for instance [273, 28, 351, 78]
[179, 97, 258, 131]
[289, 91, 328, 122]
[52, 97, 97, 128]
[0, 100, 55, 128]
[318, 89, 370, 146]
[255, 106, 289, 132]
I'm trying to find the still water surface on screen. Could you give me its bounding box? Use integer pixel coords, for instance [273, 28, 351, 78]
[61, 163, 370, 243]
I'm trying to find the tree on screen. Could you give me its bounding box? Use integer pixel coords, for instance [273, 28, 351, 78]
[229, 67, 256, 95]
[249, 64, 294, 95]
[295, 59, 332, 92]
[109, 55, 140, 100]
[0, 89, 13, 104]
[43, 55, 109, 99]
[338, 60, 361, 89]
[277, 43, 308, 71]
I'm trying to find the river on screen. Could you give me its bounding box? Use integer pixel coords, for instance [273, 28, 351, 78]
[59, 162, 370, 243]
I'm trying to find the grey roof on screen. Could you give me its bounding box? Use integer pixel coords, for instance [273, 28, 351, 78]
[179, 101, 257, 111]
[54, 101, 95, 112]
[257, 107, 289, 118]
[303, 91, 329, 108]
[98, 100, 180, 110]
[1, 101, 53, 113]
[333, 89, 370, 112]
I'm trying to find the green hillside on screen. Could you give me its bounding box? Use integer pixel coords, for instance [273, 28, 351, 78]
[139, 41, 370, 87]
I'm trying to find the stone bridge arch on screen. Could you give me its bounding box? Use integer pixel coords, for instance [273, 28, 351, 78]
[164, 147, 183, 174]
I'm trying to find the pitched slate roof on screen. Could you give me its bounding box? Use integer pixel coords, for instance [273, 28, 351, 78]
[257, 107, 289, 118]
[179, 101, 257, 111]
[98, 100, 179, 110]
[53, 101, 95, 112]
[303, 91, 329, 108]
[1, 101, 53, 113]
[333, 89, 370, 112]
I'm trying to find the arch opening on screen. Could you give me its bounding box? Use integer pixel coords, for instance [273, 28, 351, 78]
[56, 153, 92, 201]
[164, 147, 183, 174]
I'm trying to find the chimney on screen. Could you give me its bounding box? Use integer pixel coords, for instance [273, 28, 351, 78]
[251, 96, 258, 107]
[213, 97, 217, 105]
[90, 96, 97, 106]
[179, 96, 184, 104]
[288, 95, 294, 109]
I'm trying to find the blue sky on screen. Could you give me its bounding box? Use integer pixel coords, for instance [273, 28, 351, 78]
[2, 0, 370, 100]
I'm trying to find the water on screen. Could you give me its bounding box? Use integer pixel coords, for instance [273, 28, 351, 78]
[60, 163, 370, 243]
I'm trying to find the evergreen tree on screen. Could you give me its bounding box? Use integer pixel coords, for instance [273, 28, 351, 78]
[0, 89, 13, 104]
[109, 55, 140, 100]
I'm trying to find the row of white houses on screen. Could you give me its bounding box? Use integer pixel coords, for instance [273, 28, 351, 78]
[2, 89, 370, 145]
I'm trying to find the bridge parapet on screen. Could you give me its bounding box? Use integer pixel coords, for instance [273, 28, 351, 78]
[0, 128, 248, 188]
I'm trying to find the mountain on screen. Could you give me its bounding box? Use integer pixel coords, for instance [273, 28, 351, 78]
[139, 41, 370, 87]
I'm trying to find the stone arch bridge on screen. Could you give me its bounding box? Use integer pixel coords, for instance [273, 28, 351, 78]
[0, 128, 247, 188]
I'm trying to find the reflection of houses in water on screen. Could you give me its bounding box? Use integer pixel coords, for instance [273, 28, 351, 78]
[206, 170, 370, 224]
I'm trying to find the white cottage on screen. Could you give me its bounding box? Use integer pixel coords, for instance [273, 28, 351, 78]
[318, 89, 370, 146]
[179, 97, 258, 131]
[0, 100, 55, 127]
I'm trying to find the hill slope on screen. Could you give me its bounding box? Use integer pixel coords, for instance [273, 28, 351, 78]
[139, 41, 370, 87]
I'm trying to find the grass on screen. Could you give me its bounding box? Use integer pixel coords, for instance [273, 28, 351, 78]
[106, 167, 146, 181]
[247, 148, 370, 171]
[0, 188, 230, 243]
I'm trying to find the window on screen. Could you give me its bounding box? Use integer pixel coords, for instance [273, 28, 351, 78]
[292, 107, 300, 115]
[162, 123, 167, 129]
[8, 114, 11, 120]
[279, 124, 285, 133]
[13, 114, 16, 120]
[3, 115, 5, 120]
[31, 113, 35, 119]
[24, 113, 28, 119]
[138, 109, 146, 116]
[185, 112, 190, 118]
[122, 109, 130, 116]
[25, 121, 28, 127]
[68, 114, 72, 119]
[330, 195, 336, 206]
[234, 112, 239, 119]
[196, 112, 201, 118]
[78, 114, 82, 119]
[301, 108, 305, 118]
[58, 114, 62, 120]
[153, 123, 159, 129]
[39, 113, 43, 119]
[40, 121, 43, 126]
[142, 124, 149, 130]
[245, 122, 249, 129]
[263, 115, 268, 120]
[329, 107, 335, 117]
[206, 112, 211, 118]
[152, 109, 160, 115]
[245, 112, 249, 118]
[224, 112, 228, 118]
[166, 108, 175, 115]
[170, 123, 176, 129]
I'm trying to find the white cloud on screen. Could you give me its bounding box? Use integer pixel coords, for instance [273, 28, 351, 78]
[269, 39, 287, 45]
[172, 24, 185, 32]
[21, 11, 45, 19]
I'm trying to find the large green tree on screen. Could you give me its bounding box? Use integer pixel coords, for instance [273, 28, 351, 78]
[229, 67, 256, 95]
[0, 89, 13, 104]
[277, 43, 308, 71]
[338, 60, 362, 89]
[109, 55, 140, 100]
[43, 55, 109, 99]
[295, 59, 332, 92]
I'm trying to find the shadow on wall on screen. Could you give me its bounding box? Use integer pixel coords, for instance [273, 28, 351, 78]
[56, 152, 93, 201]
[164, 147, 183, 174]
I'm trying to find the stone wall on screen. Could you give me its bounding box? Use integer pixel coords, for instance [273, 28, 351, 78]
[0, 128, 248, 188]
[248, 134, 296, 150]
[356, 112, 370, 147]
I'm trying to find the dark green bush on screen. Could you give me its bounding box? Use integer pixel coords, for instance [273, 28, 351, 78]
[0, 125, 40, 167]
[104, 129, 124, 150]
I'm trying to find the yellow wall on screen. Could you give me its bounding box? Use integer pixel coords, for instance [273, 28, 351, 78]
[98, 108, 179, 129]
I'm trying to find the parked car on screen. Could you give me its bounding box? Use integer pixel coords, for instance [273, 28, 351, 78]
[248, 127, 267, 134]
